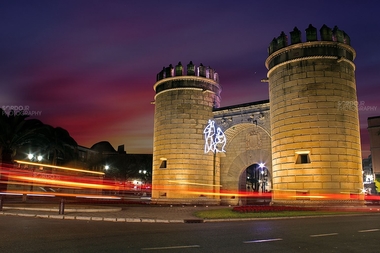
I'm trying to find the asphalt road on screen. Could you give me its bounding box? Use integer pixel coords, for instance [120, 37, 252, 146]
[1, 214, 379, 253]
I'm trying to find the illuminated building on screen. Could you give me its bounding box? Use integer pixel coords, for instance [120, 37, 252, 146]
[265, 24, 364, 206]
[152, 62, 222, 205]
[368, 116, 380, 180]
[152, 24, 365, 206]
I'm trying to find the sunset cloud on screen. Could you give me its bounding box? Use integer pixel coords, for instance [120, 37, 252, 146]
[1, 1, 379, 156]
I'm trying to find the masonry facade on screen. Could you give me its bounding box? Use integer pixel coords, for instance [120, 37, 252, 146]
[266, 24, 363, 206]
[368, 116, 380, 177]
[151, 24, 364, 206]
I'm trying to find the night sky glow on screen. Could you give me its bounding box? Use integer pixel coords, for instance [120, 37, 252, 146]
[1, 1, 379, 158]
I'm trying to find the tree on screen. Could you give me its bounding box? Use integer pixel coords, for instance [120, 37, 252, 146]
[0, 109, 46, 164]
[42, 125, 77, 165]
[0, 109, 80, 190]
[0, 109, 46, 191]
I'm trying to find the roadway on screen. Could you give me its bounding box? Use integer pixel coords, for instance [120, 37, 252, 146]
[1, 213, 379, 252]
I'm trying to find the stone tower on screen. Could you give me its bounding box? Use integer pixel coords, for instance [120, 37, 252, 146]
[151, 61, 222, 205]
[265, 24, 364, 206]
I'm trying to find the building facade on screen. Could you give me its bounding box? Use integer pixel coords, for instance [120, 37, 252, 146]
[265, 24, 363, 206]
[368, 116, 380, 178]
[152, 62, 222, 205]
[152, 24, 364, 206]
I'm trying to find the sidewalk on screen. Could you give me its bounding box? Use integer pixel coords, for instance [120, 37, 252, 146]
[0, 202, 228, 223]
[2, 201, 379, 224]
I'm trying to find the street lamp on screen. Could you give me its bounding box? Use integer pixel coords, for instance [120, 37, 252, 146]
[258, 163, 266, 193]
[27, 154, 43, 162]
[27, 153, 43, 192]
[261, 170, 265, 192]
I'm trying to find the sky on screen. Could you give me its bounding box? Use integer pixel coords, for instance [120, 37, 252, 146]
[1, 0, 379, 158]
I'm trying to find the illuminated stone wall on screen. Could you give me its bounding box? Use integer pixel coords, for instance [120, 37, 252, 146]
[151, 25, 365, 206]
[265, 24, 364, 206]
[212, 101, 272, 206]
[368, 116, 380, 177]
[151, 62, 222, 205]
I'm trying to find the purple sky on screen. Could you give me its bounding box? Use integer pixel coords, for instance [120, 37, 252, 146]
[1, 0, 379, 158]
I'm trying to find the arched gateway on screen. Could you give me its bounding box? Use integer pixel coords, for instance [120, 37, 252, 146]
[151, 24, 364, 206]
[213, 101, 272, 206]
[151, 63, 271, 206]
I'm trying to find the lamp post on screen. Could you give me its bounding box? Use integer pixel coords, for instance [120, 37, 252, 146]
[27, 153, 43, 192]
[259, 163, 266, 193]
[139, 170, 148, 195]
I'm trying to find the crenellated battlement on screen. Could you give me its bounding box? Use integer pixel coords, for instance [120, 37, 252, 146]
[266, 24, 355, 71]
[268, 24, 351, 55]
[156, 61, 219, 83]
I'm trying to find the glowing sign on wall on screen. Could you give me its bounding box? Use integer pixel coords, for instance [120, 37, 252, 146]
[204, 120, 226, 153]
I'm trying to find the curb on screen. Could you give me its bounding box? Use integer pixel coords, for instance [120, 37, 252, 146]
[0, 211, 186, 223]
[4, 205, 378, 224]
[4, 210, 378, 224]
[2, 206, 122, 213]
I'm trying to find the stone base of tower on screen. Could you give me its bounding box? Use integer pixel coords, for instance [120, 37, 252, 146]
[151, 197, 220, 206]
[220, 198, 239, 206]
[270, 190, 365, 207]
[271, 197, 365, 207]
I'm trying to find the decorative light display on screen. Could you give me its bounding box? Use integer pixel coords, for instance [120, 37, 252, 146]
[204, 119, 226, 153]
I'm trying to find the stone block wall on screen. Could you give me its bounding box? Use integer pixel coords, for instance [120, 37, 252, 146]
[266, 25, 364, 206]
[152, 71, 222, 205]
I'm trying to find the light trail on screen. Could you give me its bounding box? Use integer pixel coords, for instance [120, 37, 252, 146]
[358, 229, 379, 233]
[310, 233, 338, 237]
[14, 160, 105, 176]
[243, 238, 283, 243]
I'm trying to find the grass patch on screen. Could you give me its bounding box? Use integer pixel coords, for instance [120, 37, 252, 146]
[194, 208, 353, 219]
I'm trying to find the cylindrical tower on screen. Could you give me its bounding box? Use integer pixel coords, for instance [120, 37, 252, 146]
[152, 61, 222, 205]
[265, 24, 364, 206]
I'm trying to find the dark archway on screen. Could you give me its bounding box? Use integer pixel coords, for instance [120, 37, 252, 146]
[239, 163, 270, 205]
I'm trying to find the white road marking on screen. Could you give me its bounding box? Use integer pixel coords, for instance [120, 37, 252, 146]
[358, 229, 380, 233]
[243, 238, 283, 243]
[310, 233, 338, 237]
[142, 245, 200, 250]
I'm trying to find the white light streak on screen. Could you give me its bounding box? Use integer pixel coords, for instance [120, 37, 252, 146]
[310, 233, 338, 237]
[243, 238, 283, 243]
[358, 229, 379, 233]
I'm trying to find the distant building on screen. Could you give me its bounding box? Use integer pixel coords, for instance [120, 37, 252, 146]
[368, 116, 380, 178]
[362, 155, 376, 194]
[78, 141, 152, 184]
